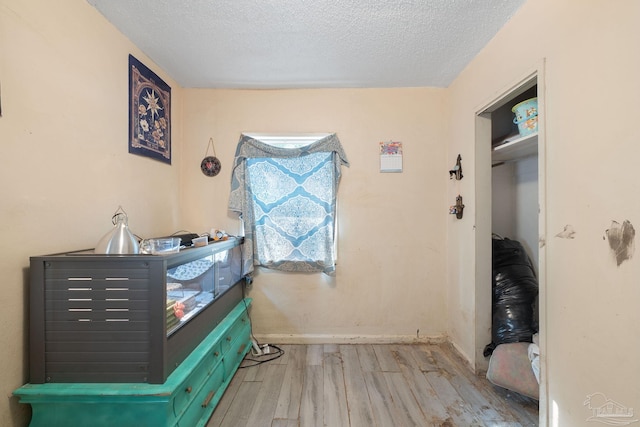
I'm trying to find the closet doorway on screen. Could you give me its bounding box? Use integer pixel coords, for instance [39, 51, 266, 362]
[473, 64, 547, 419]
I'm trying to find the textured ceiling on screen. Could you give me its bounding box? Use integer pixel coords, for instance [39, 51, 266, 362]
[86, 0, 525, 89]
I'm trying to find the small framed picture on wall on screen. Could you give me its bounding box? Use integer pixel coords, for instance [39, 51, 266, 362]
[128, 54, 171, 164]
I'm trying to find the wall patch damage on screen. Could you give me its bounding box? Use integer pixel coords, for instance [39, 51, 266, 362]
[555, 224, 576, 239]
[605, 220, 635, 266]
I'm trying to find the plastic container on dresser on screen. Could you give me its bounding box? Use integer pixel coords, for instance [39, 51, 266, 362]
[14, 297, 252, 427]
[25, 237, 244, 384]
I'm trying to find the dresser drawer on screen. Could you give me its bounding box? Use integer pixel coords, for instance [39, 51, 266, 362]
[173, 342, 223, 418]
[220, 311, 249, 353]
[177, 363, 225, 427]
[223, 323, 251, 377]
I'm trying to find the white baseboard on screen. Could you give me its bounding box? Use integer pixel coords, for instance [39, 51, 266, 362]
[252, 333, 448, 345]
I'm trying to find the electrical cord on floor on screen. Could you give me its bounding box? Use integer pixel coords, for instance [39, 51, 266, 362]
[239, 344, 285, 368]
[241, 283, 261, 347]
[239, 280, 285, 368]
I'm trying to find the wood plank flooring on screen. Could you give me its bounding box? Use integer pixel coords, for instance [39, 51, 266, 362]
[207, 343, 538, 427]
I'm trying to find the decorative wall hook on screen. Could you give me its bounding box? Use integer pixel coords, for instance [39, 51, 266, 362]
[449, 195, 465, 219]
[449, 154, 463, 180]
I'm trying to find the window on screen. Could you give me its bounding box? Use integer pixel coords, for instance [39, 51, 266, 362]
[229, 133, 349, 276]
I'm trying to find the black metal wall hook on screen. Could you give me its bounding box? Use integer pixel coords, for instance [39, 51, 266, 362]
[449, 195, 465, 219]
[449, 154, 463, 180]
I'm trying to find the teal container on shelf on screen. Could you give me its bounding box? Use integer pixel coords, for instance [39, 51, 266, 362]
[512, 97, 538, 137]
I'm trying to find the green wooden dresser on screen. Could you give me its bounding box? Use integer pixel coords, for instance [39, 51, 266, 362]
[14, 298, 252, 427]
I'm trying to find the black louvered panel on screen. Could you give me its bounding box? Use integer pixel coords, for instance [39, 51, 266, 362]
[45, 289, 150, 322]
[45, 337, 150, 353]
[42, 261, 152, 383]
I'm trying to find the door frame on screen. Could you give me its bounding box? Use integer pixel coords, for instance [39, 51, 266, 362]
[474, 59, 547, 423]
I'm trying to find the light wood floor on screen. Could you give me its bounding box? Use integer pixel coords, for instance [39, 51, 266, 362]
[207, 343, 538, 427]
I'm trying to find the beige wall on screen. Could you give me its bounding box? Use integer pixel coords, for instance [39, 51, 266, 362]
[2, 2, 449, 425]
[447, 0, 640, 425]
[5, 0, 639, 426]
[0, 1, 184, 424]
[180, 88, 449, 344]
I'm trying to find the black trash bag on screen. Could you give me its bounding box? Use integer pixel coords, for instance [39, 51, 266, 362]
[483, 237, 538, 357]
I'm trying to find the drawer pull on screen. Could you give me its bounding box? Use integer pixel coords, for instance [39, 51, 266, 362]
[226, 336, 232, 342]
[185, 386, 192, 394]
[237, 343, 246, 355]
[202, 390, 215, 408]
[214, 351, 220, 357]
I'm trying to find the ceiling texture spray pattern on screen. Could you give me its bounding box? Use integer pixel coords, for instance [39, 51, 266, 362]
[87, 0, 525, 89]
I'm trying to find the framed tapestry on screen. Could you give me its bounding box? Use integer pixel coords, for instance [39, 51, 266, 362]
[128, 54, 171, 164]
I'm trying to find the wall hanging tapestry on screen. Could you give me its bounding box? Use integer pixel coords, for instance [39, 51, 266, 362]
[128, 54, 171, 164]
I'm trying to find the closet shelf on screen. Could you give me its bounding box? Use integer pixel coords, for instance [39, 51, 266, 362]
[492, 132, 538, 163]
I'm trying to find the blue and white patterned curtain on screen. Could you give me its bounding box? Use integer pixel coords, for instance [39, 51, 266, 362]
[229, 134, 349, 276]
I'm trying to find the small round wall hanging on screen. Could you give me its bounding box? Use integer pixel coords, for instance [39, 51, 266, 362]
[201, 156, 221, 177]
[201, 138, 221, 177]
